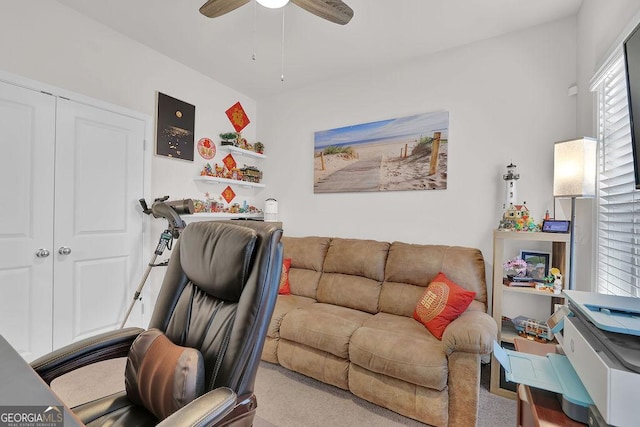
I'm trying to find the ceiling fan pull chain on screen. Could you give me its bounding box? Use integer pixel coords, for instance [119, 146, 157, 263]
[281, 8, 286, 82]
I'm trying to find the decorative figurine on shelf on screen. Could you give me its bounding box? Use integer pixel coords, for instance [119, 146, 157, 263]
[237, 133, 251, 151]
[550, 267, 563, 294]
[503, 256, 528, 279]
[499, 163, 522, 230]
[201, 163, 214, 176]
[219, 132, 239, 146]
[254, 142, 264, 154]
[497, 163, 542, 231]
[502, 163, 520, 212]
[193, 199, 206, 213]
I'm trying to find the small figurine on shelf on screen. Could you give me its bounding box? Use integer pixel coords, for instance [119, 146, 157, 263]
[240, 165, 262, 183]
[220, 132, 239, 146]
[503, 256, 528, 279]
[254, 141, 264, 154]
[193, 199, 206, 213]
[237, 134, 252, 151]
[550, 267, 563, 294]
[201, 163, 214, 176]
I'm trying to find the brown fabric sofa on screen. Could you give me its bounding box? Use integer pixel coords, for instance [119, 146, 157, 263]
[261, 236, 497, 427]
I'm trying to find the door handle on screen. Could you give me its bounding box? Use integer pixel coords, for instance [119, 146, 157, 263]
[58, 246, 72, 255]
[35, 249, 50, 258]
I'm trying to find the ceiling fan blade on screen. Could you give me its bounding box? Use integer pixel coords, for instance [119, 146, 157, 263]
[199, 0, 251, 18]
[290, 0, 354, 25]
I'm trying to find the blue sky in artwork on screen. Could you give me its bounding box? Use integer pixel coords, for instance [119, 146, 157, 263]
[314, 111, 449, 149]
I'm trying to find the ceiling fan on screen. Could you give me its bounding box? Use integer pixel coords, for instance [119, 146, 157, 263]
[200, 0, 354, 25]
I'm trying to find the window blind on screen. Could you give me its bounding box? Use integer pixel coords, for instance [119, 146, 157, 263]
[596, 51, 640, 297]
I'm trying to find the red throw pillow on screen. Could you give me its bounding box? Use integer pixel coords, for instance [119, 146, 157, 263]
[413, 272, 476, 340]
[278, 258, 291, 295]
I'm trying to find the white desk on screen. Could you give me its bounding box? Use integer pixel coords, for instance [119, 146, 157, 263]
[0, 335, 83, 426]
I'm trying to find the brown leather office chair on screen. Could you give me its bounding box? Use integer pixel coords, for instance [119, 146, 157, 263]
[31, 221, 283, 426]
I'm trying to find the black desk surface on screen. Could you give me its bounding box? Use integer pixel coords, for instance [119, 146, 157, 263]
[0, 335, 83, 426]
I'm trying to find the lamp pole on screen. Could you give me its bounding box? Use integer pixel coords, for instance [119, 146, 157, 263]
[569, 197, 576, 290]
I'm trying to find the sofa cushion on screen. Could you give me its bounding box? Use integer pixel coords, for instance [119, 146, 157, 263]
[267, 295, 316, 339]
[282, 236, 330, 271]
[317, 274, 382, 314]
[413, 272, 476, 340]
[349, 313, 448, 390]
[283, 236, 330, 298]
[349, 363, 448, 427]
[322, 238, 389, 282]
[278, 340, 350, 390]
[278, 258, 291, 295]
[288, 268, 322, 299]
[279, 303, 372, 359]
[380, 243, 486, 316]
[317, 238, 389, 313]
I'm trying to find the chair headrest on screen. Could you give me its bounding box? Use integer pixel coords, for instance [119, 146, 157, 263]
[179, 222, 257, 301]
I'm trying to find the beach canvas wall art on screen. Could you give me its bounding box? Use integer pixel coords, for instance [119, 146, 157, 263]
[314, 111, 449, 193]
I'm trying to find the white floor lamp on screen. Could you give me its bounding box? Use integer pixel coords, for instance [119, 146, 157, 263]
[553, 137, 597, 290]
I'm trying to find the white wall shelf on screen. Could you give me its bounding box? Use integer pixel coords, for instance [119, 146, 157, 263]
[184, 213, 264, 222]
[220, 145, 267, 159]
[195, 176, 265, 189]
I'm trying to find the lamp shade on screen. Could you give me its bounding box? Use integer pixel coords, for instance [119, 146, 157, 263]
[256, 0, 289, 8]
[553, 137, 597, 198]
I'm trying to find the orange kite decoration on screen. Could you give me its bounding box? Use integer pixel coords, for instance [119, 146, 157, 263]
[225, 101, 250, 132]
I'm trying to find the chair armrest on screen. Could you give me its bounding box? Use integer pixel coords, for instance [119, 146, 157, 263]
[157, 387, 237, 427]
[441, 311, 497, 355]
[31, 327, 144, 384]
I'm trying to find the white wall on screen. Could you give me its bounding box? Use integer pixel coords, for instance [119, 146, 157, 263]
[6, 2, 639, 314]
[0, 2, 258, 323]
[258, 18, 578, 298]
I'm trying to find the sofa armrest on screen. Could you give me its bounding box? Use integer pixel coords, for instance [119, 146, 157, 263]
[31, 327, 144, 384]
[157, 387, 237, 427]
[441, 311, 497, 355]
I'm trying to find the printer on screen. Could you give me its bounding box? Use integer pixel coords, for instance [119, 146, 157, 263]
[494, 290, 640, 426]
[562, 290, 640, 427]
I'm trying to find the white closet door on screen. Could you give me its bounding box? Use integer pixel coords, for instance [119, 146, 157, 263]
[0, 81, 55, 361]
[53, 99, 145, 347]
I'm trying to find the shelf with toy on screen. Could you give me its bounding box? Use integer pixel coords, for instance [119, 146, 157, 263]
[220, 145, 266, 160]
[194, 176, 265, 189]
[184, 212, 264, 222]
[491, 228, 569, 398]
[502, 284, 559, 296]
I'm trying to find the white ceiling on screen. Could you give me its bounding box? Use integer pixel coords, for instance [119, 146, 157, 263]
[55, 0, 583, 100]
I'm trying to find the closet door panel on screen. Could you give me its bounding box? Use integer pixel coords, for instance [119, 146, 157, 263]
[0, 81, 55, 361]
[53, 99, 145, 346]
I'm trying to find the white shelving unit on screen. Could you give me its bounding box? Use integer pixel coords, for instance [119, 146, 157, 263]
[184, 212, 264, 223]
[490, 229, 570, 398]
[193, 145, 267, 220]
[219, 145, 267, 159]
[194, 175, 265, 189]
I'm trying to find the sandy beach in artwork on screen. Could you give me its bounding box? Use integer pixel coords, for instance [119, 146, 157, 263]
[313, 137, 447, 192]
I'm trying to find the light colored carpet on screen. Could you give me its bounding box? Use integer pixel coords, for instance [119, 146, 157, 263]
[51, 359, 515, 426]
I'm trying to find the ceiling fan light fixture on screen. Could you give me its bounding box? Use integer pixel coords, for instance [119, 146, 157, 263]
[256, 0, 289, 9]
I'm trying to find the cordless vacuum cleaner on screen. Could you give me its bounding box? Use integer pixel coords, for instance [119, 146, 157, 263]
[120, 196, 194, 328]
